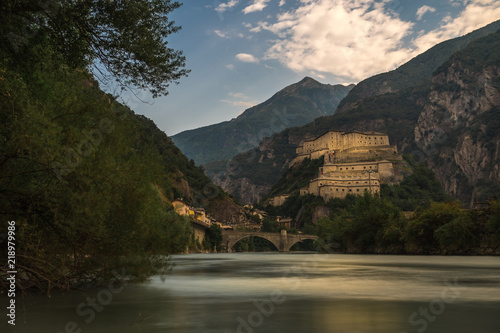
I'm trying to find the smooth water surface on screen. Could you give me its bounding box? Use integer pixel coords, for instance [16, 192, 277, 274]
[3, 253, 500, 333]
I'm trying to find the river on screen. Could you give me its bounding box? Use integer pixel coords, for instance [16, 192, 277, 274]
[3, 253, 500, 333]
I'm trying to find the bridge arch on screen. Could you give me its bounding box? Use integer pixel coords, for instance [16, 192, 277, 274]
[230, 235, 279, 252]
[285, 236, 319, 252]
[224, 232, 282, 252]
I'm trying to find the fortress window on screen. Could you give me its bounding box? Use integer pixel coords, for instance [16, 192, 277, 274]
[363, 166, 366, 169]
[357, 189, 360, 192]
[342, 189, 345, 192]
[349, 189, 352, 192]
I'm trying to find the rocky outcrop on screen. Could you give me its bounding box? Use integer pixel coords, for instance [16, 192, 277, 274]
[414, 60, 500, 204]
[206, 196, 249, 225]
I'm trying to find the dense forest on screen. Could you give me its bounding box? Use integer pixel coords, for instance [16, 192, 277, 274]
[0, 0, 217, 293]
[316, 194, 500, 255]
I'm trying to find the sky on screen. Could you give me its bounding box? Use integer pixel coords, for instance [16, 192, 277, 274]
[119, 0, 500, 136]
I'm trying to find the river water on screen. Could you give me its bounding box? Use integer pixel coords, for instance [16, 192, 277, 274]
[3, 253, 500, 333]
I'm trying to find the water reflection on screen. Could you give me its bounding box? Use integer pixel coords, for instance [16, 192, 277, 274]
[2, 254, 500, 333]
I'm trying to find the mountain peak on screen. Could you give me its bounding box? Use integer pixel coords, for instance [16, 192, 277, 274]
[298, 76, 319, 84]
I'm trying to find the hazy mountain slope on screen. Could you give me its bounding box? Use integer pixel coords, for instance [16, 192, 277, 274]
[336, 19, 500, 113]
[208, 28, 500, 205]
[171, 77, 353, 165]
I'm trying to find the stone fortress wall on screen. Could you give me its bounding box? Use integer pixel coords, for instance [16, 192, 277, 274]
[271, 130, 400, 204]
[293, 130, 397, 165]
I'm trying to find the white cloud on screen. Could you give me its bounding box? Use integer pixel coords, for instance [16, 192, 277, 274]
[236, 53, 260, 63]
[221, 92, 258, 108]
[221, 100, 257, 107]
[214, 30, 228, 38]
[249, 0, 500, 81]
[256, 0, 414, 80]
[216, 0, 239, 13]
[279, 0, 286, 6]
[226, 64, 235, 70]
[416, 5, 436, 20]
[412, 0, 500, 53]
[243, 0, 271, 14]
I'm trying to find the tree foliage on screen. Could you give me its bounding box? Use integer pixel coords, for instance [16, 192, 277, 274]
[0, 0, 189, 97]
[0, 1, 202, 293]
[203, 224, 223, 252]
[317, 197, 500, 255]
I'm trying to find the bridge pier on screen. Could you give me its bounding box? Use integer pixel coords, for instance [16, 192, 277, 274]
[279, 229, 287, 252]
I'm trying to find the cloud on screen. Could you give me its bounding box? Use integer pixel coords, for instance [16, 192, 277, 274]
[214, 30, 228, 38]
[243, 0, 271, 14]
[250, 0, 500, 81]
[416, 5, 436, 20]
[412, 0, 500, 53]
[279, 0, 286, 6]
[226, 64, 235, 70]
[256, 0, 414, 80]
[216, 0, 239, 13]
[236, 53, 260, 63]
[221, 92, 258, 108]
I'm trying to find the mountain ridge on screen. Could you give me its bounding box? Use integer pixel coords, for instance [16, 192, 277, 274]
[171, 77, 353, 165]
[336, 19, 500, 113]
[207, 24, 500, 205]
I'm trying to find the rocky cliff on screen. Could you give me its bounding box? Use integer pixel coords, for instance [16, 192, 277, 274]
[414, 31, 500, 204]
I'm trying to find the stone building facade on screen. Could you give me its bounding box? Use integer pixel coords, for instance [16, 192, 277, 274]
[301, 162, 390, 201]
[271, 130, 399, 204]
[298, 131, 397, 201]
[293, 130, 397, 164]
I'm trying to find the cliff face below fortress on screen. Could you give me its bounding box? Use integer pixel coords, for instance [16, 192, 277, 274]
[414, 61, 500, 204]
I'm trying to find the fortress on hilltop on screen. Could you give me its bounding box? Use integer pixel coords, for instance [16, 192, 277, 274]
[294, 130, 397, 163]
[272, 130, 400, 205]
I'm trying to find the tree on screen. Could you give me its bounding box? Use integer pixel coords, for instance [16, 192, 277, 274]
[204, 224, 223, 252]
[0, 0, 189, 97]
[434, 213, 476, 253]
[403, 202, 462, 253]
[261, 218, 280, 233]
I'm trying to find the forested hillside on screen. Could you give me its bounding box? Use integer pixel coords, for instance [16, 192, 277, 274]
[0, 0, 226, 292]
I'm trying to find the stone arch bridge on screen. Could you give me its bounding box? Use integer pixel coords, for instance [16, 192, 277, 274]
[222, 230, 318, 252]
